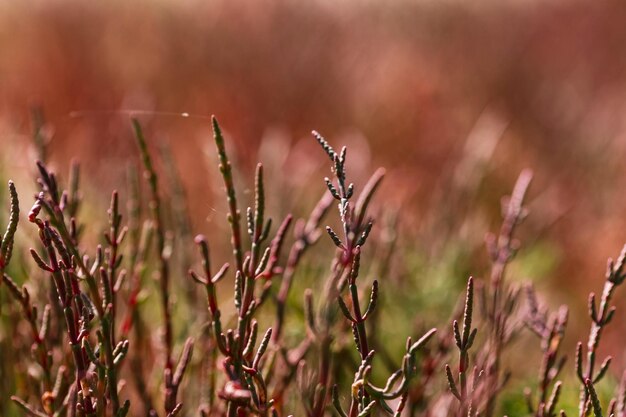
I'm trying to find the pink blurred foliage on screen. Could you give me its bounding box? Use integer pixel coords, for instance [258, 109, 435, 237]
[2, 0, 626, 326]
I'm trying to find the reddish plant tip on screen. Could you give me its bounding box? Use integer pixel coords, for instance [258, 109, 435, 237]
[28, 202, 41, 222]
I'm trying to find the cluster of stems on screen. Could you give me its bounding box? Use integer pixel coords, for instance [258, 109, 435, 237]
[6, 114, 626, 417]
[312, 132, 437, 417]
[11, 160, 134, 417]
[573, 245, 626, 417]
[524, 284, 568, 417]
[132, 120, 197, 416]
[188, 117, 292, 416]
[445, 277, 480, 417]
[4, 122, 196, 417]
[480, 169, 533, 417]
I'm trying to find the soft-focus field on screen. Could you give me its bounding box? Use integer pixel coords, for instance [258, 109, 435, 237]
[2, 1, 626, 416]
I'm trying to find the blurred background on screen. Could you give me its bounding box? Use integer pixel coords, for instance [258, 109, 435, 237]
[2, 0, 626, 410]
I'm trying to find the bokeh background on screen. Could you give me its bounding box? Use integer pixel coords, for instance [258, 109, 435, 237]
[2, 0, 626, 411]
